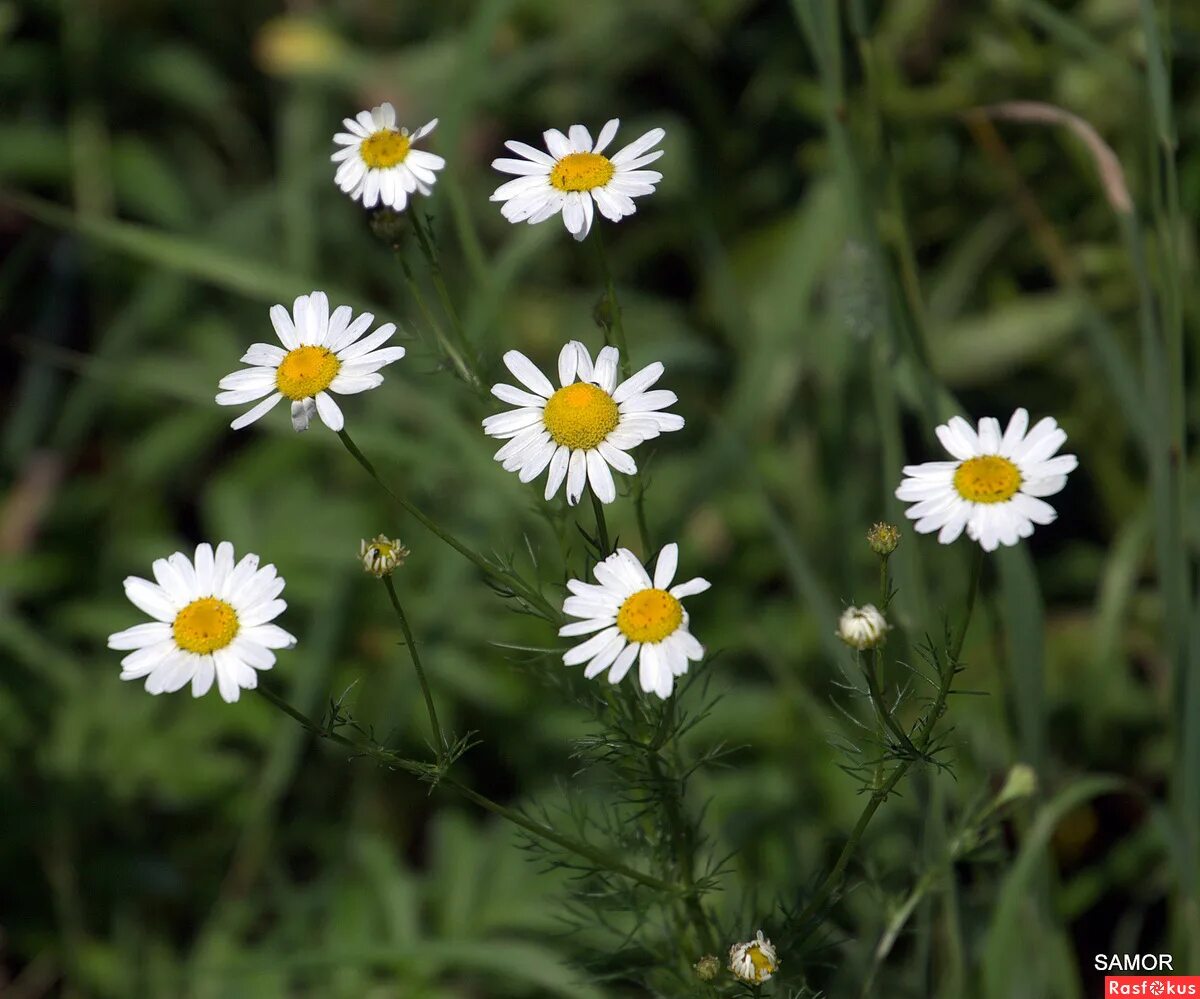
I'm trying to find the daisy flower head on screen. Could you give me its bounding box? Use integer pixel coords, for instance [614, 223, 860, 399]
[837, 604, 889, 651]
[559, 543, 709, 700]
[216, 291, 404, 433]
[491, 119, 664, 241]
[107, 542, 296, 703]
[332, 103, 444, 210]
[728, 931, 779, 986]
[896, 408, 1078, 552]
[482, 341, 683, 505]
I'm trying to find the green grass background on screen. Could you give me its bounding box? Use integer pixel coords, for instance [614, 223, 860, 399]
[1, 0, 1197, 995]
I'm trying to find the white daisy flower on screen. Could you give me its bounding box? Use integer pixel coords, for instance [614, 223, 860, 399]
[107, 542, 296, 703]
[331, 103, 444, 210]
[216, 290, 405, 433]
[895, 408, 1078, 552]
[481, 340, 683, 505]
[728, 930, 779, 985]
[490, 119, 664, 241]
[559, 543, 709, 700]
[836, 604, 889, 651]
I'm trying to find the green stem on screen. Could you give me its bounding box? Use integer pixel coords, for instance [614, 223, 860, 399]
[634, 488, 653, 556]
[382, 575, 446, 759]
[594, 228, 631, 378]
[411, 208, 480, 390]
[590, 489, 611, 554]
[253, 685, 679, 894]
[870, 554, 892, 789]
[397, 252, 476, 389]
[594, 229, 653, 554]
[336, 428, 560, 622]
[951, 547, 983, 663]
[645, 697, 719, 953]
[796, 548, 981, 928]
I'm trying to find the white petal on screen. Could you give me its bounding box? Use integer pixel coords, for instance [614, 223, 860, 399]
[653, 543, 678, 589]
[610, 127, 665, 166]
[231, 393, 283, 430]
[608, 643, 639, 684]
[559, 617, 616, 637]
[568, 123, 592, 152]
[586, 449, 616, 504]
[544, 446, 570, 500]
[491, 383, 548, 408]
[564, 626, 622, 666]
[503, 140, 555, 166]
[638, 643, 662, 696]
[270, 304, 299, 349]
[593, 118, 620, 154]
[191, 657, 215, 698]
[669, 577, 710, 599]
[543, 128, 572, 159]
[593, 347, 619, 393]
[108, 621, 171, 651]
[558, 341, 580, 387]
[565, 449, 587, 505]
[1000, 408, 1030, 456]
[241, 624, 297, 649]
[583, 634, 627, 679]
[619, 389, 677, 413]
[123, 577, 176, 622]
[612, 362, 664, 404]
[502, 351, 555, 397]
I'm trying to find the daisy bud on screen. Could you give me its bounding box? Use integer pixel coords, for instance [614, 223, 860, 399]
[368, 207, 410, 249]
[994, 763, 1038, 808]
[837, 604, 889, 651]
[867, 521, 901, 556]
[728, 930, 779, 985]
[360, 535, 409, 578]
[693, 955, 720, 982]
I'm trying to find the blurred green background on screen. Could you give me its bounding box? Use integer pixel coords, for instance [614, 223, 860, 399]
[2, 0, 1198, 995]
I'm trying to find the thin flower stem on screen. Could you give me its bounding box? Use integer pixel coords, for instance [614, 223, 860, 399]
[951, 547, 983, 663]
[411, 208, 480, 390]
[796, 547, 982, 929]
[590, 489, 611, 554]
[645, 695, 719, 954]
[336, 428, 560, 622]
[594, 230, 654, 554]
[397, 252, 476, 389]
[253, 684, 681, 895]
[382, 575, 446, 759]
[871, 553, 891, 789]
[634, 489, 653, 555]
[594, 228, 631, 378]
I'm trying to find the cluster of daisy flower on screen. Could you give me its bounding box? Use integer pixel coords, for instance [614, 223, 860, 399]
[107, 100, 1080, 725]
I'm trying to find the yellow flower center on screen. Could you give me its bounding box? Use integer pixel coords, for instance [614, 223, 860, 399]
[360, 129, 411, 169]
[747, 944, 777, 978]
[173, 598, 239, 655]
[276, 346, 340, 400]
[542, 382, 619, 450]
[550, 152, 615, 192]
[616, 588, 682, 644]
[953, 455, 1022, 504]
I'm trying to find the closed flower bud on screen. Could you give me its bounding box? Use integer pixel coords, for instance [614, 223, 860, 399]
[995, 763, 1038, 808]
[693, 954, 720, 981]
[360, 535, 409, 578]
[837, 604, 889, 651]
[368, 208, 410, 249]
[867, 521, 901, 556]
